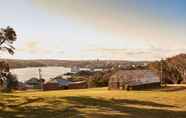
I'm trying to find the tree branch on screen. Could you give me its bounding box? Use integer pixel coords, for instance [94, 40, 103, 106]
[0, 38, 6, 46]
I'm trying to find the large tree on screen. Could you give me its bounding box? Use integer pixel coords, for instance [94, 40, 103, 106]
[0, 26, 17, 92]
[0, 26, 17, 55]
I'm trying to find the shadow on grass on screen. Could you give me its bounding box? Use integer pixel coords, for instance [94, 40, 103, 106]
[0, 106, 85, 118]
[0, 95, 85, 118]
[111, 98, 176, 108]
[6, 97, 44, 108]
[62, 96, 186, 118]
[0, 95, 186, 118]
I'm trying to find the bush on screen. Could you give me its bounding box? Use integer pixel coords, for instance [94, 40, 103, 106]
[1, 72, 18, 92]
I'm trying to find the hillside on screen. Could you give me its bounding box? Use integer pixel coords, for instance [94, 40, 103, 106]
[149, 53, 186, 84]
[167, 54, 186, 69]
[0, 88, 186, 118]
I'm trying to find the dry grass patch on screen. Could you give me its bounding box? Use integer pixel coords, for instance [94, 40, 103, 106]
[0, 88, 186, 118]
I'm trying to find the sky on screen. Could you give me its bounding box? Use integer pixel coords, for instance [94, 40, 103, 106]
[0, 0, 186, 61]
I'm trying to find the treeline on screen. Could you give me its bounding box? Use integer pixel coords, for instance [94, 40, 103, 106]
[1, 59, 147, 69]
[3, 59, 69, 68]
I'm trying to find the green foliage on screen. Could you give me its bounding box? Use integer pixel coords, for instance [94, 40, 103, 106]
[149, 56, 185, 84]
[6, 73, 18, 92]
[90, 72, 108, 87]
[0, 26, 17, 92]
[0, 26, 17, 55]
[1, 72, 18, 92]
[68, 71, 110, 87]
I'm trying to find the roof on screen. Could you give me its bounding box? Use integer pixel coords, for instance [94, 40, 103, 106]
[25, 78, 40, 84]
[110, 70, 160, 86]
[69, 81, 87, 85]
[47, 78, 72, 86]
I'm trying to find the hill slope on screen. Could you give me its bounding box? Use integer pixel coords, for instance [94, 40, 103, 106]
[149, 54, 186, 84]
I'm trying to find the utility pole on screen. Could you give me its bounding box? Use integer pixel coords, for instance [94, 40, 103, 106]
[38, 68, 43, 90]
[160, 58, 163, 87]
[183, 69, 186, 83]
[38, 68, 42, 80]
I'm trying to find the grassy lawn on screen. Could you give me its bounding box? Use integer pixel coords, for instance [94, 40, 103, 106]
[0, 88, 186, 118]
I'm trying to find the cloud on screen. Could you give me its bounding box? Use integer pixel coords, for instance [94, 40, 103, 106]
[1, 0, 179, 60]
[32, 0, 186, 50]
[16, 40, 63, 54]
[85, 48, 186, 60]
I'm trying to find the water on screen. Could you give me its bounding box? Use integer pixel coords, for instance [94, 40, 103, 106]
[11, 66, 71, 82]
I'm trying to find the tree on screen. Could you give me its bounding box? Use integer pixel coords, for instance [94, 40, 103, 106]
[0, 72, 18, 92]
[0, 26, 17, 92]
[148, 60, 183, 84]
[0, 26, 17, 55]
[6, 73, 18, 90]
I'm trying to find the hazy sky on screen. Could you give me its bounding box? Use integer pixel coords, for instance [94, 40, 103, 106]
[0, 0, 186, 60]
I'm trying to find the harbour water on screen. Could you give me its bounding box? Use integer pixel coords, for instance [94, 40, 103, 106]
[11, 66, 71, 82]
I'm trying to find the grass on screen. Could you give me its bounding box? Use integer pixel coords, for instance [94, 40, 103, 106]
[0, 88, 186, 118]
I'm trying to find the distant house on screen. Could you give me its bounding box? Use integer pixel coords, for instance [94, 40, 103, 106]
[71, 66, 103, 73]
[71, 66, 80, 73]
[93, 68, 103, 72]
[108, 70, 160, 90]
[52, 77, 72, 87]
[43, 80, 60, 91]
[68, 81, 88, 89]
[25, 77, 41, 89]
[43, 76, 72, 90]
[43, 76, 88, 91]
[17, 81, 28, 90]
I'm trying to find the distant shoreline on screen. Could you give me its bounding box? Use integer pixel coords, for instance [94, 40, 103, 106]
[0, 59, 150, 69]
